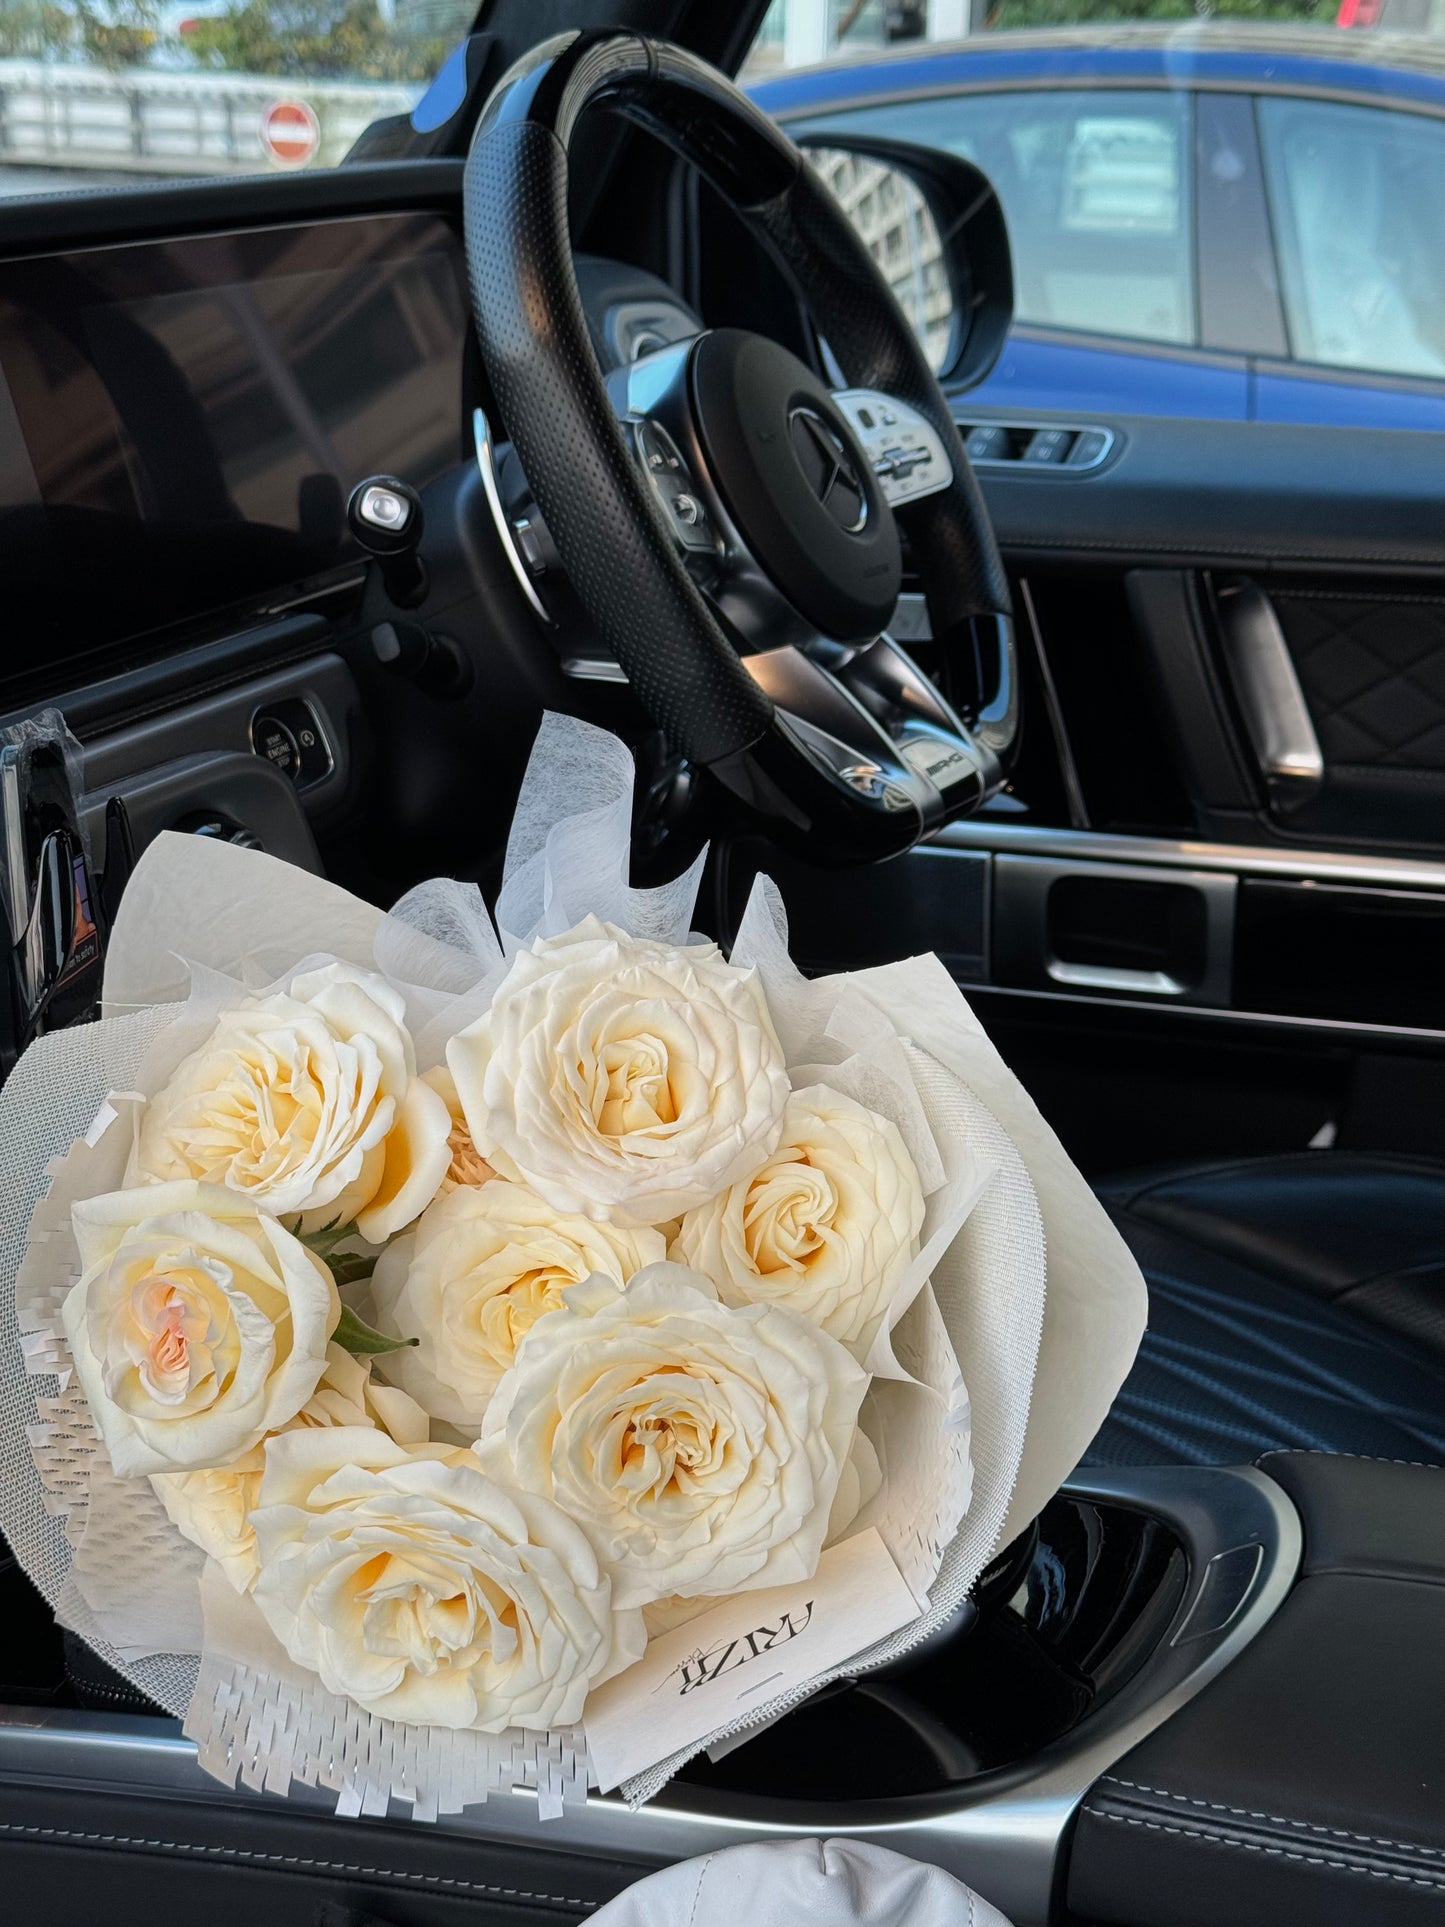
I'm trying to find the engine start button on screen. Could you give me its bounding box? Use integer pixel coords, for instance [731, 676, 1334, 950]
[250, 699, 332, 789]
[252, 713, 300, 779]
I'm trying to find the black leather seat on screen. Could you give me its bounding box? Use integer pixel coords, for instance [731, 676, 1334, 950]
[1083, 1153, 1445, 1468]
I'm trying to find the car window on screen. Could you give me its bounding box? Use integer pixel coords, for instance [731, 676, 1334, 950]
[0, 0, 476, 194]
[799, 90, 1196, 348]
[1257, 96, 1445, 382]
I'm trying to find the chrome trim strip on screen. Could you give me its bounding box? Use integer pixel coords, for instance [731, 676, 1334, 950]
[934, 819, 1445, 892]
[962, 976, 1445, 1046]
[472, 406, 551, 625]
[0, 1465, 1299, 1927]
[1215, 581, 1324, 798]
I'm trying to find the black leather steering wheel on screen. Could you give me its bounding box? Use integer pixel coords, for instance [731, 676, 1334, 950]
[463, 30, 1018, 863]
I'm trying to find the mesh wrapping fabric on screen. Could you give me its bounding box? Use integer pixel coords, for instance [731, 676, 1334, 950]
[0, 1002, 203, 1716]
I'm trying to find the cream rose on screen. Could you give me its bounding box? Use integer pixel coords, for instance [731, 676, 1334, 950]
[248, 1428, 643, 1730]
[477, 1263, 868, 1609]
[128, 962, 451, 1243]
[420, 1064, 496, 1193]
[61, 1181, 340, 1477]
[641, 1420, 885, 1638]
[671, 1085, 926, 1361]
[446, 917, 789, 1227]
[151, 1342, 430, 1593]
[370, 1180, 666, 1427]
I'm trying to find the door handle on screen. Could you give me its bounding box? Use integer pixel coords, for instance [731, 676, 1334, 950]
[1215, 579, 1324, 809]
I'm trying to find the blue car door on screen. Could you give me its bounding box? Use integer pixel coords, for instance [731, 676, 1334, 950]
[787, 82, 1250, 423]
[1248, 91, 1445, 431]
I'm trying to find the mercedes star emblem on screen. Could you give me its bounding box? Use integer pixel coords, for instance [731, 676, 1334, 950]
[787, 406, 868, 534]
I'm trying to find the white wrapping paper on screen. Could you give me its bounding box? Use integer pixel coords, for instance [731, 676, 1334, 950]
[0, 711, 1146, 1819]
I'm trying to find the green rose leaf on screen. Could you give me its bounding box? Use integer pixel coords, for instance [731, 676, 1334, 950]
[332, 1304, 418, 1357]
[292, 1217, 377, 1289]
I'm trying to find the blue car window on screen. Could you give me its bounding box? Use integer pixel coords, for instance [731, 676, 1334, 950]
[798, 89, 1195, 348]
[1258, 97, 1445, 383]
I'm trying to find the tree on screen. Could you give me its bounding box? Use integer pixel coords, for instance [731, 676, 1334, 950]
[0, 1, 75, 58]
[186, 0, 453, 81]
[76, 0, 159, 69]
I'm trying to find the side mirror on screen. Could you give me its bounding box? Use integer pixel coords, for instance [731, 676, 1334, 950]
[797, 132, 1013, 390]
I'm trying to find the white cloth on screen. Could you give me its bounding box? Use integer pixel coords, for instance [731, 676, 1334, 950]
[588, 1839, 1014, 1927]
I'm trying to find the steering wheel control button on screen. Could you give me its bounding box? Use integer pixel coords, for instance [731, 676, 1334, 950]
[834, 388, 954, 510]
[691, 331, 901, 642]
[250, 700, 332, 791]
[633, 421, 714, 553]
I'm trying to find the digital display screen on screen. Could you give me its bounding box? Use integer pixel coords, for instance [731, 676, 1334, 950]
[0, 212, 469, 684]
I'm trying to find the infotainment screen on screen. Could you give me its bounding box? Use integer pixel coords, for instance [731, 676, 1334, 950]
[0, 212, 469, 681]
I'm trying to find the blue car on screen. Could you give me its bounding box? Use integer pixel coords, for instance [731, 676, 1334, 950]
[750, 26, 1445, 429]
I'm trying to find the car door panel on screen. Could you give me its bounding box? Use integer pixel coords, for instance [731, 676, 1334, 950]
[1251, 364, 1445, 429]
[965, 331, 1248, 420]
[956, 413, 1445, 572]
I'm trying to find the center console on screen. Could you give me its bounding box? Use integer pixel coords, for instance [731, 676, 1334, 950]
[0, 1460, 1301, 1927]
[1069, 1452, 1445, 1927]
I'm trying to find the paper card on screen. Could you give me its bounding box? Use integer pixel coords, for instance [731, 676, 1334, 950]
[584, 1528, 920, 1794]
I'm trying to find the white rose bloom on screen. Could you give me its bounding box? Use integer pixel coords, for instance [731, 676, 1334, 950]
[446, 917, 789, 1227]
[249, 1428, 642, 1731]
[128, 962, 452, 1243]
[371, 1180, 666, 1427]
[477, 1263, 869, 1610]
[420, 1064, 496, 1194]
[671, 1085, 926, 1361]
[61, 1181, 340, 1478]
[642, 1419, 884, 1640]
[152, 1342, 431, 1593]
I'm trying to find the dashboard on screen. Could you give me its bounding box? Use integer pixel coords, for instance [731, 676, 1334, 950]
[0, 209, 471, 695]
[0, 164, 717, 907]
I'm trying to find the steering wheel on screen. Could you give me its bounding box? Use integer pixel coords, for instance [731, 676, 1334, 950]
[462, 30, 1018, 864]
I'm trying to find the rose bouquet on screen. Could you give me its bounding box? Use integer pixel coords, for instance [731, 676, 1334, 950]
[0, 714, 1145, 1816]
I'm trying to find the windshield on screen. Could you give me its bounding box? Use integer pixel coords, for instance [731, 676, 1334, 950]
[0, 0, 475, 195]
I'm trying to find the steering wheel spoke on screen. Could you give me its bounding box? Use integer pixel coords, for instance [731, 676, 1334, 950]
[833, 388, 955, 509]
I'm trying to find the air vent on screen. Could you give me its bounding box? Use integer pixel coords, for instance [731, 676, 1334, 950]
[955, 421, 1115, 471]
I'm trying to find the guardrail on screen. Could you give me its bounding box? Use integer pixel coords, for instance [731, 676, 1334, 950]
[0, 60, 420, 174]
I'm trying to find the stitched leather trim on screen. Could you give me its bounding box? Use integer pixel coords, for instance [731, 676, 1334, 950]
[1098, 1778, 1445, 1860]
[1276, 591, 1445, 607]
[0, 1820, 598, 1911]
[1081, 1810, 1445, 1892]
[1257, 1448, 1445, 1473]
